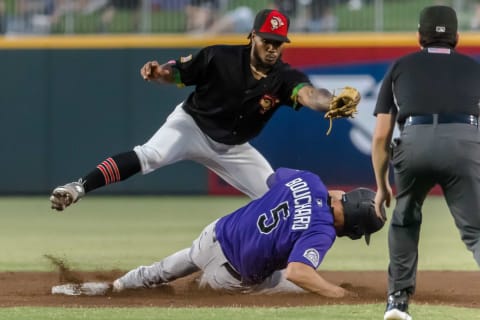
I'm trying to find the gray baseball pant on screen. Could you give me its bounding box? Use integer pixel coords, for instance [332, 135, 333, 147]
[388, 123, 480, 295]
[115, 220, 304, 294]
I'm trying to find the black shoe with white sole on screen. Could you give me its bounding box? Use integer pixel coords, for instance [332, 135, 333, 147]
[383, 290, 412, 320]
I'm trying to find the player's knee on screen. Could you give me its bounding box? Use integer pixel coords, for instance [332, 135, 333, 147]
[133, 145, 167, 174]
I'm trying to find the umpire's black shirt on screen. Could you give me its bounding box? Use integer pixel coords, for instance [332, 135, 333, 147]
[374, 46, 480, 122]
[173, 45, 311, 145]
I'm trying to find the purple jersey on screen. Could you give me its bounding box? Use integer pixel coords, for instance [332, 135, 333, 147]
[215, 168, 336, 284]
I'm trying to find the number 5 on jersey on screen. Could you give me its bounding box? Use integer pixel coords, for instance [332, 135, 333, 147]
[257, 201, 290, 234]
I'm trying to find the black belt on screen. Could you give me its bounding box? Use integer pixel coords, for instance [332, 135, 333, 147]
[213, 228, 242, 281]
[403, 114, 478, 127]
[222, 262, 242, 281]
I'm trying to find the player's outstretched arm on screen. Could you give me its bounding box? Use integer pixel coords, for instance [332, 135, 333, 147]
[285, 262, 355, 298]
[296, 85, 334, 112]
[140, 61, 175, 84]
[297, 85, 361, 135]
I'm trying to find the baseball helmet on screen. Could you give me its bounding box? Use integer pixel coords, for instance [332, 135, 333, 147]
[338, 188, 386, 245]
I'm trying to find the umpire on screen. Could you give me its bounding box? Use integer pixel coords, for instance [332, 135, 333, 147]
[371, 5, 480, 320]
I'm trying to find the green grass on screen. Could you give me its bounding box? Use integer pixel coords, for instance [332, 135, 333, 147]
[0, 305, 479, 320]
[0, 196, 246, 271]
[0, 195, 477, 271]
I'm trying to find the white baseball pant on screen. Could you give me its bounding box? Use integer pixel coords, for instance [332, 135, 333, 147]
[133, 103, 274, 199]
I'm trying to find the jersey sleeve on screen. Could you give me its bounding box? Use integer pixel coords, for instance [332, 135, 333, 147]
[266, 167, 302, 188]
[288, 231, 335, 269]
[279, 68, 312, 110]
[172, 47, 213, 86]
[374, 63, 398, 116]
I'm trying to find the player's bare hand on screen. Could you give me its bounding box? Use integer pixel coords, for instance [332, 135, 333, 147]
[328, 285, 358, 298]
[339, 283, 359, 298]
[375, 186, 391, 222]
[140, 61, 170, 81]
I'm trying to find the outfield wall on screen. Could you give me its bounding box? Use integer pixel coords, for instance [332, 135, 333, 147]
[2, 34, 480, 194]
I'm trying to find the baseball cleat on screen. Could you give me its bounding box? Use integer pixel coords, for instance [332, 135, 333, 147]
[51, 282, 110, 296]
[112, 279, 125, 292]
[384, 290, 412, 320]
[50, 181, 85, 211]
[384, 309, 412, 320]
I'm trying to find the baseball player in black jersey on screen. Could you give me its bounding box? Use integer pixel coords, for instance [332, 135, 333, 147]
[50, 9, 360, 211]
[371, 6, 480, 320]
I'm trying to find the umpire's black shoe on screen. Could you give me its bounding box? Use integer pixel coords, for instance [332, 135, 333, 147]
[383, 290, 412, 320]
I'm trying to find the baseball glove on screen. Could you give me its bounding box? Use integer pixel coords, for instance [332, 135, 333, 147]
[324, 86, 361, 135]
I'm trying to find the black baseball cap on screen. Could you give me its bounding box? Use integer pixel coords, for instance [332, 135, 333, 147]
[338, 188, 386, 245]
[249, 9, 290, 43]
[418, 5, 457, 37]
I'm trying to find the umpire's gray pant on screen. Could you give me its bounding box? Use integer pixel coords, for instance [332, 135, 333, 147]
[389, 123, 480, 295]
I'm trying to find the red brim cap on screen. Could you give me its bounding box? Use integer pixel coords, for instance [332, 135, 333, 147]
[251, 9, 290, 43]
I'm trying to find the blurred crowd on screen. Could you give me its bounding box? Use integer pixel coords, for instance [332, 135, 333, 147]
[0, 0, 480, 35]
[0, 0, 142, 34]
[184, 0, 346, 35]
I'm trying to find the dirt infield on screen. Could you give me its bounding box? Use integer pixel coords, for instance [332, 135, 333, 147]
[0, 271, 478, 308]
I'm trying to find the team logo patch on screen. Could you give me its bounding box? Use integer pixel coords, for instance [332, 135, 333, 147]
[180, 54, 192, 63]
[270, 16, 284, 31]
[259, 94, 280, 114]
[316, 198, 324, 207]
[303, 248, 320, 267]
[435, 26, 446, 33]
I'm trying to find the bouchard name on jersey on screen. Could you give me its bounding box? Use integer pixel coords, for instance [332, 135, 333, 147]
[215, 168, 337, 284]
